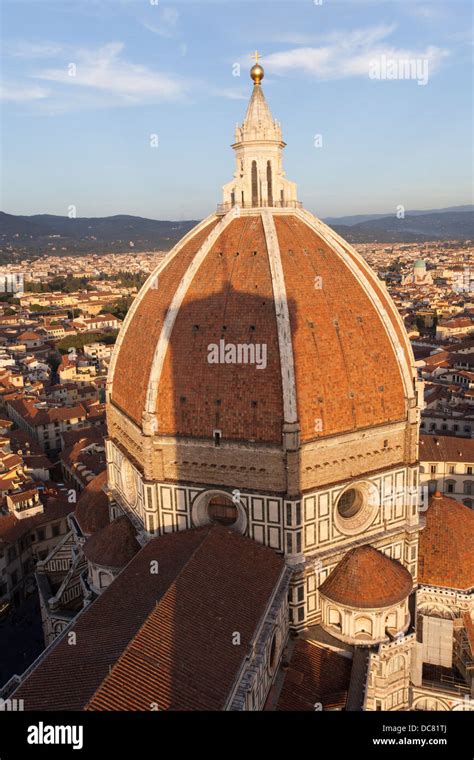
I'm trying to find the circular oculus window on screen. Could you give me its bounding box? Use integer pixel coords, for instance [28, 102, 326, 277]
[334, 483, 379, 536]
[191, 489, 247, 534]
[337, 488, 363, 519]
[207, 495, 238, 527]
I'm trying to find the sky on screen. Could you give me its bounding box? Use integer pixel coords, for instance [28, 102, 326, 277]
[1, 0, 473, 220]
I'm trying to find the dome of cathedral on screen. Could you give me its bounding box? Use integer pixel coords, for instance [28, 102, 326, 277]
[107, 63, 416, 453]
[319, 544, 413, 609]
[418, 493, 474, 590]
[108, 217, 414, 444]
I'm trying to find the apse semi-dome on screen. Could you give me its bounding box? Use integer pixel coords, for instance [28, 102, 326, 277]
[74, 470, 109, 536]
[418, 492, 474, 591]
[107, 68, 416, 450]
[319, 544, 413, 609]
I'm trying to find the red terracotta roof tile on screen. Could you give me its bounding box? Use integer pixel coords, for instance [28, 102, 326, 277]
[419, 434, 474, 463]
[277, 638, 351, 711]
[111, 218, 220, 424]
[13, 526, 284, 711]
[86, 526, 284, 711]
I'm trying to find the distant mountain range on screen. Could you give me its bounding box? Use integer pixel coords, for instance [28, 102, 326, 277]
[329, 206, 474, 243]
[323, 205, 474, 227]
[0, 205, 472, 255]
[0, 213, 198, 255]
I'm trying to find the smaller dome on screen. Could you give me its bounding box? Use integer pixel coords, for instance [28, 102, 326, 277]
[414, 259, 426, 268]
[319, 545, 413, 609]
[75, 471, 109, 535]
[418, 493, 474, 590]
[83, 515, 140, 569]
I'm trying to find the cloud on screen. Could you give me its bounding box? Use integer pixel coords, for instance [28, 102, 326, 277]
[408, 5, 447, 21]
[34, 42, 186, 103]
[0, 83, 50, 102]
[214, 87, 248, 101]
[263, 25, 449, 81]
[4, 40, 64, 59]
[142, 7, 179, 39]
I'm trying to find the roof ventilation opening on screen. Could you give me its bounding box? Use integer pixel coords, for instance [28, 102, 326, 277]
[192, 324, 199, 332]
[252, 250, 257, 256]
[213, 429, 222, 447]
[250, 325, 256, 331]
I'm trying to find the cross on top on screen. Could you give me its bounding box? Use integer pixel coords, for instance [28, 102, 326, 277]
[251, 50, 262, 64]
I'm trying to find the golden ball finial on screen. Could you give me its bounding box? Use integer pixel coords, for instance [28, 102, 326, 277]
[250, 50, 264, 85]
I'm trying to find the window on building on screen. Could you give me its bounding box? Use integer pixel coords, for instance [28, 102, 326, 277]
[329, 608, 342, 630]
[37, 529, 45, 542]
[266, 161, 273, 207]
[207, 495, 238, 527]
[337, 488, 363, 519]
[430, 464, 437, 474]
[446, 481, 455, 493]
[52, 524, 60, 537]
[448, 465, 455, 474]
[251, 160, 258, 207]
[467, 467, 473, 475]
[463, 481, 472, 495]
